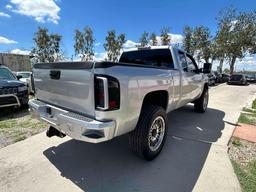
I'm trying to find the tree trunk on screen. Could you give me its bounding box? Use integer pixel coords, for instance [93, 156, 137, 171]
[230, 56, 236, 75]
[219, 57, 224, 73]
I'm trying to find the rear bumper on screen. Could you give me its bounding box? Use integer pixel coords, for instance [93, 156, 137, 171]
[228, 81, 244, 85]
[28, 99, 116, 143]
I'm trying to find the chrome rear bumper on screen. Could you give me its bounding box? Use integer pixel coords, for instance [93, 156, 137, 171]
[29, 99, 116, 143]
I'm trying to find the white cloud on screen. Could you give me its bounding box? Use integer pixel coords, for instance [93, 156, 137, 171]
[9, 0, 60, 24]
[123, 40, 139, 49]
[236, 55, 256, 66]
[10, 48, 30, 55]
[0, 36, 17, 44]
[0, 12, 11, 18]
[5, 4, 13, 10]
[169, 34, 183, 44]
[154, 34, 183, 45]
[94, 52, 107, 61]
[95, 42, 101, 46]
[123, 33, 183, 50]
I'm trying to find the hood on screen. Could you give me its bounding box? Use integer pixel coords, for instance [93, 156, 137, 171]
[0, 79, 26, 88]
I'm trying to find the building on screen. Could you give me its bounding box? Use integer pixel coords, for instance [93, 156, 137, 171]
[0, 53, 31, 72]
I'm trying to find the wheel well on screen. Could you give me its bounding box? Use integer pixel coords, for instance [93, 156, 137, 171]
[142, 91, 168, 110]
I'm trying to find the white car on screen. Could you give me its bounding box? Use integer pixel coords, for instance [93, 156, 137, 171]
[16, 71, 33, 94]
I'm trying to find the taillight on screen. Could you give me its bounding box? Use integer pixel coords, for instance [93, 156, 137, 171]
[95, 75, 120, 111]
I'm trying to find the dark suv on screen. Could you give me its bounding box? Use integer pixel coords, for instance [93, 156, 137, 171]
[227, 74, 247, 85]
[0, 65, 29, 108]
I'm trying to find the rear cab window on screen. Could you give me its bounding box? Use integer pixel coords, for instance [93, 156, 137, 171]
[119, 49, 174, 69]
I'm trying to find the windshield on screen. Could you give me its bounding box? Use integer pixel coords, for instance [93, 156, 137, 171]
[119, 49, 174, 68]
[17, 72, 31, 78]
[0, 68, 16, 80]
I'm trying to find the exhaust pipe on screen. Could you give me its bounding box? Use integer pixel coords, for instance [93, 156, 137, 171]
[46, 126, 66, 138]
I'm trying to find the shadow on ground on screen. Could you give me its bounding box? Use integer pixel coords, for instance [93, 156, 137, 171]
[0, 107, 29, 120]
[43, 105, 225, 192]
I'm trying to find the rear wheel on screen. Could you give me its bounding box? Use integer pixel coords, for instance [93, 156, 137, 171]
[194, 88, 209, 113]
[129, 105, 168, 161]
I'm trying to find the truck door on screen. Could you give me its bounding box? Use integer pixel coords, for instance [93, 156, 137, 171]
[177, 51, 202, 106]
[185, 54, 203, 99]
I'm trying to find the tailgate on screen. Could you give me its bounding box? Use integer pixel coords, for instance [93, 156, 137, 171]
[33, 62, 95, 116]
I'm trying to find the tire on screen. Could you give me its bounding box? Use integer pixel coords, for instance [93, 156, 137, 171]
[129, 105, 168, 161]
[194, 88, 209, 113]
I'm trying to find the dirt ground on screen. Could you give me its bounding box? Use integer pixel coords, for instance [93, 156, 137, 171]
[0, 107, 48, 148]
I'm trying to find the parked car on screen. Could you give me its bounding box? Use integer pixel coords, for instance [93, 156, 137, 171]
[221, 73, 230, 83]
[0, 65, 29, 108]
[29, 46, 210, 160]
[227, 74, 248, 85]
[245, 74, 256, 83]
[214, 72, 230, 83]
[213, 71, 222, 83]
[207, 73, 216, 85]
[16, 71, 34, 94]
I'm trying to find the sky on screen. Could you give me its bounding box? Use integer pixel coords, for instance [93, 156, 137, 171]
[0, 0, 255, 71]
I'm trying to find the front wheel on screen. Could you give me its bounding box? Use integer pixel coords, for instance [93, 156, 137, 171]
[129, 105, 168, 161]
[194, 88, 209, 113]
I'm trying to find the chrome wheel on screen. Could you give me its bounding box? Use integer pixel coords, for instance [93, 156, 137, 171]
[148, 116, 166, 152]
[203, 90, 208, 111]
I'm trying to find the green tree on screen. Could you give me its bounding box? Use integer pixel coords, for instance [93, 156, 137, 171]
[223, 68, 230, 74]
[224, 10, 256, 74]
[192, 26, 212, 63]
[74, 26, 95, 61]
[31, 27, 62, 63]
[104, 30, 126, 62]
[214, 8, 236, 73]
[139, 31, 149, 47]
[182, 25, 194, 54]
[150, 32, 158, 46]
[160, 27, 171, 45]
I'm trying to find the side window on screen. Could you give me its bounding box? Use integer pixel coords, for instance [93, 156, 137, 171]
[178, 51, 188, 72]
[186, 55, 197, 72]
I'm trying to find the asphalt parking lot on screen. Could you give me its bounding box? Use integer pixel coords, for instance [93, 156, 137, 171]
[0, 84, 255, 192]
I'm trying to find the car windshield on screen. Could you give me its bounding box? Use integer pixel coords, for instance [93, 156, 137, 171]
[0, 68, 16, 80]
[119, 49, 174, 68]
[17, 72, 31, 78]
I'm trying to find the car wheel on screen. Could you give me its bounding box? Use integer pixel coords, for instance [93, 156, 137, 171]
[129, 105, 168, 161]
[194, 88, 209, 113]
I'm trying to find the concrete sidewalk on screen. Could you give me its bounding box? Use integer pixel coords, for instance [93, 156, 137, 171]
[0, 84, 255, 192]
[193, 84, 256, 192]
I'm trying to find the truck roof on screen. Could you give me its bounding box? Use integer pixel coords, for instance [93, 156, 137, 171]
[124, 46, 171, 52]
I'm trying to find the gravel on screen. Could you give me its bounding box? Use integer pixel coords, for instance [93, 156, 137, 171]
[229, 137, 256, 168]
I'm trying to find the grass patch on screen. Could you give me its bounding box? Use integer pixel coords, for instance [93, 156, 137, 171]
[232, 160, 256, 192]
[252, 99, 256, 110]
[0, 110, 47, 147]
[14, 134, 27, 142]
[232, 138, 242, 147]
[242, 107, 256, 114]
[238, 113, 256, 125]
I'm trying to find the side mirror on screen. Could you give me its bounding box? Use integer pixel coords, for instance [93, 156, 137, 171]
[16, 75, 22, 80]
[202, 63, 212, 74]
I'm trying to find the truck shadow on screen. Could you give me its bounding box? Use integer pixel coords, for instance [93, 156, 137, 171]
[43, 105, 225, 192]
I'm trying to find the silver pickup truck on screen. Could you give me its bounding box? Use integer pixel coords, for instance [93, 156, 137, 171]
[29, 46, 210, 160]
